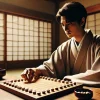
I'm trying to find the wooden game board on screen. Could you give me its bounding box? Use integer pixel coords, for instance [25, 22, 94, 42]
[0, 76, 82, 100]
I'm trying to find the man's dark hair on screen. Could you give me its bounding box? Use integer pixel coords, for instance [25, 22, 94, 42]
[56, 2, 87, 28]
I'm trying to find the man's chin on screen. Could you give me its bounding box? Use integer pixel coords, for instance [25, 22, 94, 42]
[65, 33, 72, 38]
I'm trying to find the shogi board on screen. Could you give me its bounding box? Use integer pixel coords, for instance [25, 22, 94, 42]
[0, 76, 82, 100]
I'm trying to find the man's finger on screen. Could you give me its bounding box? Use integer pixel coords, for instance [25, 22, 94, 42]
[21, 74, 29, 81]
[21, 69, 30, 81]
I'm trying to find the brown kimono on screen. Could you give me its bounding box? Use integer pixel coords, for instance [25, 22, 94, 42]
[38, 29, 100, 79]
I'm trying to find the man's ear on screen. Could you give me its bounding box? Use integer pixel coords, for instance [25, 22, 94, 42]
[80, 17, 85, 26]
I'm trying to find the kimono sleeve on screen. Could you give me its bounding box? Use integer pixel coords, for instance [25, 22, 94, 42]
[91, 36, 100, 71]
[37, 41, 70, 79]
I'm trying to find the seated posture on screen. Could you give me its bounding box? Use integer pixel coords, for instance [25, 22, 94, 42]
[21, 2, 100, 82]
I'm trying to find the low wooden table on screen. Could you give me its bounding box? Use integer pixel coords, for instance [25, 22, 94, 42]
[0, 86, 100, 100]
[0, 75, 100, 100]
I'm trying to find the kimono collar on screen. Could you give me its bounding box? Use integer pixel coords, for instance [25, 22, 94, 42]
[72, 29, 93, 74]
[73, 29, 92, 49]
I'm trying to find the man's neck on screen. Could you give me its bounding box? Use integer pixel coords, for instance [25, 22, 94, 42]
[74, 30, 86, 43]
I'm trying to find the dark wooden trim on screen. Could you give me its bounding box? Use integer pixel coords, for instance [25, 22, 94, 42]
[86, 4, 100, 14]
[45, 0, 66, 3]
[6, 60, 47, 69]
[4, 13, 7, 69]
[52, 2, 60, 50]
[0, 2, 55, 21]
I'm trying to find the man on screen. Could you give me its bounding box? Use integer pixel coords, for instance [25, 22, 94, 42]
[21, 2, 100, 82]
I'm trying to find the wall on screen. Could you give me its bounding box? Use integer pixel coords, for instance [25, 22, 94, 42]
[0, 0, 55, 15]
[60, 0, 100, 7]
[59, 0, 100, 44]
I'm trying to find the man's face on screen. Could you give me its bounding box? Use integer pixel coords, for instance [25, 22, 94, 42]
[60, 16, 82, 38]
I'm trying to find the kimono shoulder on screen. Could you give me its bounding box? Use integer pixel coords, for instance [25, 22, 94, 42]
[56, 39, 71, 52]
[91, 34, 100, 71]
[93, 35, 100, 44]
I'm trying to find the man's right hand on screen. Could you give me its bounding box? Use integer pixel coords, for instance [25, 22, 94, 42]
[21, 68, 42, 83]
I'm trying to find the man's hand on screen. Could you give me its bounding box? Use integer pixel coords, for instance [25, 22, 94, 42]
[21, 68, 42, 83]
[63, 76, 72, 81]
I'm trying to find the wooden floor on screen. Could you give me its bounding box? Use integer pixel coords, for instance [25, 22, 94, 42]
[0, 68, 26, 100]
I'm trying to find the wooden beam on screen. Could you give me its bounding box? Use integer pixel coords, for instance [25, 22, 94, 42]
[86, 4, 100, 14]
[45, 0, 66, 3]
